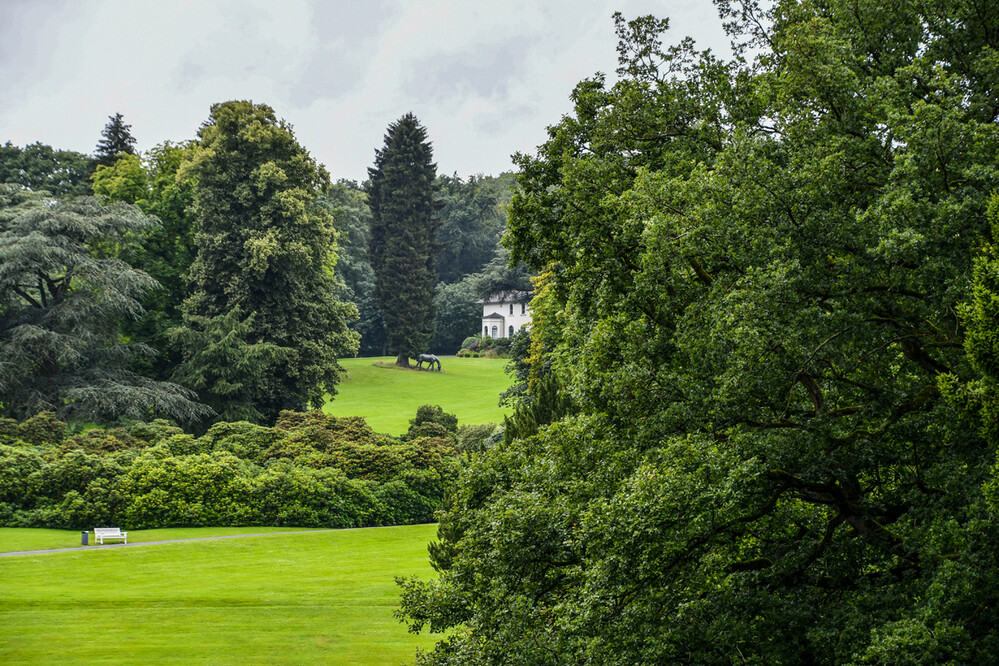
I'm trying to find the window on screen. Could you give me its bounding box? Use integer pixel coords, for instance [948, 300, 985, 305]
[491, 325, 498, 338]
[509, 325, 515, 337]
[509, 303, 514, 315]
[521, 303, 526, 315]
[483, 326, 488, 336]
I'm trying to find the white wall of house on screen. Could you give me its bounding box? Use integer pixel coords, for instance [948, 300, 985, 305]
[479, 291, 531, 338]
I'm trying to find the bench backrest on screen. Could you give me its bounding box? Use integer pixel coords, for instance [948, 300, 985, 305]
[95, 527, 122, 537]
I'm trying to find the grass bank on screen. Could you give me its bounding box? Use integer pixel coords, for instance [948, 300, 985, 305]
[326, 356, 512, 435]
[0, 524, 439, 664]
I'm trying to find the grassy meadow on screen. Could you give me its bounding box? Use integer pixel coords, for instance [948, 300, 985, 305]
[0, 524, 440, 664]
[326, 355, 512, 435]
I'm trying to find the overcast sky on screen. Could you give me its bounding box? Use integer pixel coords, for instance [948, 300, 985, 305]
[0, 0, 730, 183]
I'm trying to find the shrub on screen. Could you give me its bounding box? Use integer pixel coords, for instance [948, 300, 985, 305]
[60, 428, 135, 454]
[0, 418, 19, 444]
[127, 419, 185, 447]
[406, 405, 458, 441]
[457, 423, 498, 453]
[17, 412, 66, 446]
[201, 421, 286, 463]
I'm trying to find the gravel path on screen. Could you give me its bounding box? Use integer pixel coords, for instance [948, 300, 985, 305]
[0, 529, 338, 557]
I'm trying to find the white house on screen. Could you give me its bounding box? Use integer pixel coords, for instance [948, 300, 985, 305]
[479, 290, 531, 339]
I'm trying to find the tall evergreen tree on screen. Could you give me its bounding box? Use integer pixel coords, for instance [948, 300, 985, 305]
[367, 113, 440, 367]
[94, 112, 137, 167]
[182, 101, 358, 423]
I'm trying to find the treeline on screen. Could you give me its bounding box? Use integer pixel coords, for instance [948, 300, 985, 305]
[0, 408, 470, 530]
[1, 105, 528, 429]
[397, 4, 999, 664]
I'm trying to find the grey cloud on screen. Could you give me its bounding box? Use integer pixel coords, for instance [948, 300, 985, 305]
[402, 36, 534, 104]
[287, 0, 401, 106]
[0, 0, 75, 107]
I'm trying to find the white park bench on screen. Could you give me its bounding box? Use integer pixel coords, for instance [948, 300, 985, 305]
[94, 527, 128, 545]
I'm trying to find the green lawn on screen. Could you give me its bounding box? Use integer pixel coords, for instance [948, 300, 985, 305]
[0, 524, 440, 664]
[0, 526, 327, 553]
[326, 356, 512, 435]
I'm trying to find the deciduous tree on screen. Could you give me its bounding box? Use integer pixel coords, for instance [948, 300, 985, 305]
[182, 101, 358, 423]
[398, 3, 999, 663]
[0, 142, 92, 196]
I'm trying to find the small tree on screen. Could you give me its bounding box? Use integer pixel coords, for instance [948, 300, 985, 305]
[94, 113, 138, 167]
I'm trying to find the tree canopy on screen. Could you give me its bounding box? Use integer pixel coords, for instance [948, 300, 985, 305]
[182, 101, 358, 423]
[0, 186, 208, 424]
[367, 113, 441, 366]
[398, 2, 999, 663]
[91, 141, 198, 380]
[0, 142, 92, 197]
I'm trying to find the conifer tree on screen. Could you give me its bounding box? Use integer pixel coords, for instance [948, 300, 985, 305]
[366, 113, 440, 366]
[94, 113, 137, 167]
[0, 186, 207, 424]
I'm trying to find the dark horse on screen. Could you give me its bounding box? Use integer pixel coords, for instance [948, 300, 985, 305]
[416, 353, 441, 371]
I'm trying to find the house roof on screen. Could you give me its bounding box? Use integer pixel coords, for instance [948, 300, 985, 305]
[482, 311, 505, 320]
[477, 290, 531, 305]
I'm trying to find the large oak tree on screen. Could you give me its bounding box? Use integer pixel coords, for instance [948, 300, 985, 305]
[399, 3, 999, 663]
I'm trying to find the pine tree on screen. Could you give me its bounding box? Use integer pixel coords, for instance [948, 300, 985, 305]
[94, 112, 137, 167]
[367, 113, 440, 367]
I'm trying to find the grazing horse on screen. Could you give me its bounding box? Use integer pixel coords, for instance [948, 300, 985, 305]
[416, 353, 441, 371]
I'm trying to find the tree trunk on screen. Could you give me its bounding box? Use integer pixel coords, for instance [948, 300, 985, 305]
[396, 352, 410, 367]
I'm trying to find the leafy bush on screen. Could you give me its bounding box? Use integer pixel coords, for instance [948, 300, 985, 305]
[0, 408, 465, 530]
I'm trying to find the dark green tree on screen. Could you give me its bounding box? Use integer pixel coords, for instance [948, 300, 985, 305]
[169, 308, 293, 424]
[398, 3, 999, 663]
[321, 181, 387, 356]
[367, 113, 440, 367]
[0, 142, 92, 196]
[0, 185, 208, 424]
[94, 112, 137, 167]
[182, 101, 359, 423]
[434, 173, 506, 284]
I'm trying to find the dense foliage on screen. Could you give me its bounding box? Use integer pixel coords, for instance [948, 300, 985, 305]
[0, 186, 207, 424]
[182, 101, 359, 422]
[0, 409, 460, 530]
[367, 113, 441, 366]
[398, 3, 999, 663]
[323, 181, 388, 356]
[0, 142, 92, 197]
[91, 141, 198, 380]
[435, 173, 508, 284]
